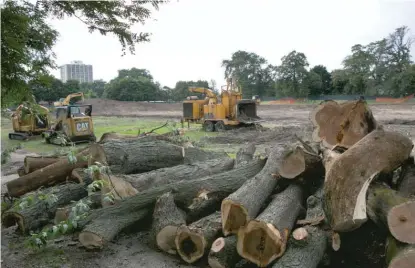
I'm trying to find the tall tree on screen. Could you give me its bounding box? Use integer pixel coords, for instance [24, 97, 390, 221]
[309, 65, 332, 95]
[1, 0, 166, 107]
[276, 50, 309, 97]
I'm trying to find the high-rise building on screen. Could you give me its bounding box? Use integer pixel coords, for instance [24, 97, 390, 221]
[60, 61, 93, 83]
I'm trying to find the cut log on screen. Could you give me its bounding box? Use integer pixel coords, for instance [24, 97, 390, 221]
[54, 192, 101, 224]
[70, 168, 91, 183]
[2, 181, 91, 233]
[397, 157, 415, 197]
[186, 145, 256, 223]
[208, 236, 240, 268]
[120, 157, 234, 192]
[78, 159, 265, 249]
[99, 173, 138, 207]
[386, 235, 415, 268]
[102, 139, 227, 174]
[17, 166, 25, 177]
[321, 148, 342, 174]
[221, 144, 312, 236]
[236, 184, 304, 267]
[5, 144, 106, 197]
[324, 129, 413, 232]
[234, 143, 256, 167]
[23, 155, 64, 174]
[175, 211, 222, 263]
[367, 183, 415, 244]
[271, 226, 327, 268]
[78, 208, 149, 249]
[310, 99, 377, 149]
[151, 192, 186, 255]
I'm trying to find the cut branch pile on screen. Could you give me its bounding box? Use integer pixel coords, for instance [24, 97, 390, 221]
[2, 99, 415, 268]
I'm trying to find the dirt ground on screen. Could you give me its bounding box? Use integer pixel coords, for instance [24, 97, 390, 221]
[1, 100, 414, 268]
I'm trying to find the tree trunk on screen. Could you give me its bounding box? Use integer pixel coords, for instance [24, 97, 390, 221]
[208, 236, 241, 268]
[151, 192, 186, 255]
[310, 99, 377, 149]
[221, 144, 312, 236]
[102, 139, 227, 174]
[78, 159, 265, 249]
[5, 144, 106, 197]
[24, 156, 64, 174]
[185, 145, 256, 223]
[397, 157, 415, 197]
[386, 235, 415, 268]
[175, 211, 222, 264]
[70, 168, 90, 184]
[272, 188, 328, 268]
[120, 157, 234, 192]
[2, 181, 91, 233]
[271, 226, 327, 268]
[324, 129, 413, 232]
[54, 192, 101, 225]
[78, 208, 150, 249]
[236, 184, 304, 267]
[367, 183, 415, 244]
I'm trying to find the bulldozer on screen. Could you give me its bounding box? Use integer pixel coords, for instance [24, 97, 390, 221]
[43, 93, 96, 146]
[182, 78, 263, 132]
[9, 102, 51, 140]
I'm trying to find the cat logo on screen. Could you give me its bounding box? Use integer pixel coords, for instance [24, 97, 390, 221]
[76, 122, 89, 132]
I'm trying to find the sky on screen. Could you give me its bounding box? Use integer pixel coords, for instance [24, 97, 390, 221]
[48, 0, 415, 89]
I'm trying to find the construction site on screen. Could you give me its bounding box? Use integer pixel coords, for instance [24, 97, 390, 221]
[1, 88, 415, 268]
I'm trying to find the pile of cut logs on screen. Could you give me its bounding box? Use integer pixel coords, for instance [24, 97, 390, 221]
[2, 100, 415, 268]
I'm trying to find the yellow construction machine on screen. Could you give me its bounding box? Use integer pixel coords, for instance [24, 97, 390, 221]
[43, 93, 96, 146]
[182, 78, 262, 131]
[53, 92, 85, 107]
[9, 103, 51, 140]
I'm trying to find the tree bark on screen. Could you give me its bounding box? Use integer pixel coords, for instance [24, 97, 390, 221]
[272, 187, 328, 268]
[70, 168, 91, 184]
[271, 226, 327, 268]
[2, 181, 91, 233]
[5, 144, 106, 197]
[24, 156, 64, 174]
[221, 144, 312, 236]
[324, 129, 413, 232]
[78, 159, 265, 249]
[78, 208, 150, 249]
[236, 184, 304, 267]
[175, 211, 222, 264]
[17, 166, 25, 177]
[367, 183, 415, 244]
[120, 157, 234, 192]
[397, 157, 415, 197]
[102, 139, 227, 174]
[208, 236, 240, 268]
[151, 192, 186, 255]
[310, 99, 377, 149]
[386, 235, 415, 268]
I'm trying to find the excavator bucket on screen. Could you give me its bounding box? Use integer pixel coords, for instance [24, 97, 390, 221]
[236, 100, 263, 124]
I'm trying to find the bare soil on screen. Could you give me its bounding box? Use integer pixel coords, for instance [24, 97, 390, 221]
[1, 100, 414, 268]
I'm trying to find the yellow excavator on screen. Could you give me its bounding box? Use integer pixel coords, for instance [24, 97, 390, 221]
[9, 103, 51, 140]
[43, 92, 96, 146]
[182, 78, 262, 131]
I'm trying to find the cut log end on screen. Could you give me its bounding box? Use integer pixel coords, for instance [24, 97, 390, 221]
[211, 237, 225, 253]
[175, 226, 206, 264]
[387, 200, 415, 244]
[236, 220, 284, 267]
[278, 147, 306, 179]
[208, 258, 226, 268]
[292, 227, 308, 241]
[221, 200, 249, 236]
[332, 232, 341, 251]
[156, 226, 179, 255]
[389, 247, 415, 268]
[2, 212, 25, 233]
[78, 231, 104, 249]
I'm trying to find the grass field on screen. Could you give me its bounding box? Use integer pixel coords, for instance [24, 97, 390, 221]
[1, 116, 218, 155]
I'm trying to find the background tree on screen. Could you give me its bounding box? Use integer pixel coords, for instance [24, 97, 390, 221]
[1, 0, 166, 107]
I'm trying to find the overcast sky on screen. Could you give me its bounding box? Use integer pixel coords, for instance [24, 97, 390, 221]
[48, 0, 415, 88]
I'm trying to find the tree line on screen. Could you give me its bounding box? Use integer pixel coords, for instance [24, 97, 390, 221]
[2, 0, 414, 108]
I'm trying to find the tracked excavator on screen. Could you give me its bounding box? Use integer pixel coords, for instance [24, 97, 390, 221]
[9, 103, 51, 140]
[182, 78, 263, 131]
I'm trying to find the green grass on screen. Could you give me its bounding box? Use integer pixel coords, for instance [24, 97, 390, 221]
[1, 116, 218, 155]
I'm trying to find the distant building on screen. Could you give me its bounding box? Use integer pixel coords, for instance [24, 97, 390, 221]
[60, 61, 93, 83]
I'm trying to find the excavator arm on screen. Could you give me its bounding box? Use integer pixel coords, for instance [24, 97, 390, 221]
[54, 92, 84, 107]
[188, 87, 217, 99]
